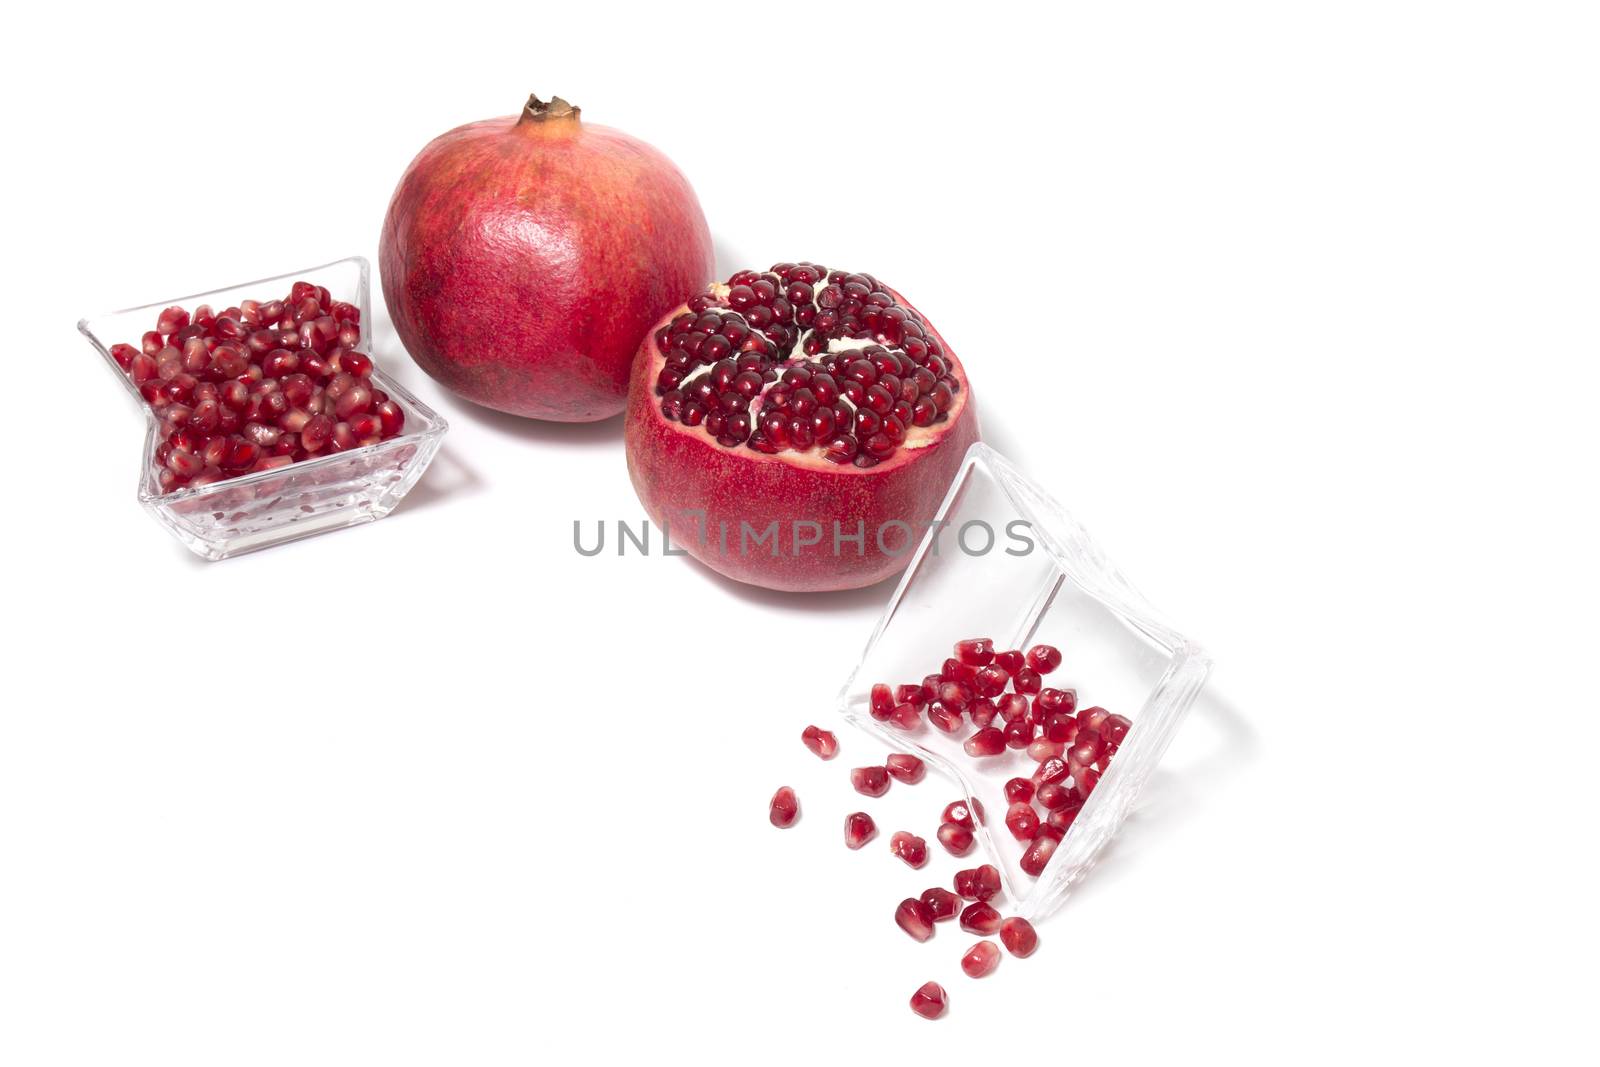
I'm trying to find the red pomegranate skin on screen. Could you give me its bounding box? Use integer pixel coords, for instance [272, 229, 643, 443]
[379, 96, 714, 421]
[625, 288, 979, 593]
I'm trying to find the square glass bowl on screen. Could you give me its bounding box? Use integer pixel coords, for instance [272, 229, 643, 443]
[77, 257, 447, 560]
[838, 443, 1211, 919]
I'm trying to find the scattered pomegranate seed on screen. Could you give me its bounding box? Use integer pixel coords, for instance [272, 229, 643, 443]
[1004, 777, 1035, 804]
[936, 822, 975, 856]
[942, 800, 981, 830]
[885, 753, 925, 784]
[849, 766, 890, 797]
[1045, 804, 1082, 834]
[958, 901, 1002, 936]
[993, 649, 1024, 674]
[928, 704, 964, 733]
[888, 703, 922, 729]
[954, 637, 994, 666]
[844, 812, 877, 850]
[801, 725, 839, 760]
[960, 940, 1001, 978]
[1005, 802, 1040, 842]
[112, 282, 402, 493]
[895, 898, 935, 942]
[921, 887, 960, 921]
[1075, 766, 1102, 797]
[909, 981, 947, 1020]
[1079, 706, 1111, 734]
[963, 728, 1006, 757]
[953, 864, 1001, 902]
[889, 831, 929, 869]
[1012, 667, 1042, 695]
[999, 917, 1038, 957]
[769, 786, 799, 828]
[1025, 645, 1062, 673]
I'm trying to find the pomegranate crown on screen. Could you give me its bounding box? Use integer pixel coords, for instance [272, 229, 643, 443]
[520, 93, 580, 123]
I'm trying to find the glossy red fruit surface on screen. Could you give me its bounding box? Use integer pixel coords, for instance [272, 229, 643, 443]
[885, 753, 926, 784]
[896, 898, 935, 942]
[624, 263, 980, 591]
[909, 981, 947, 1020]
[999, 916, 1038, 958]
[958, 902, 1002, 936]
[921, 887, 961, 921]
[961, 940, 1001, 978]
[844, 812, 877, 850]
[801, 725, 838, 760]
[381, 94, 712, 421]
[936, 822, 975, 856]
[768, 786, 798, 828]
[954, 864, 1002, 902]
[890, 831, 929, 869]
[850, 766, 890, 798]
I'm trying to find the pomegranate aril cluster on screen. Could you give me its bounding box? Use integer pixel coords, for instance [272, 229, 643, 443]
[108, 281, 405, 494]
[868, 638, 1131, 881]
[653, 263, 961, 467]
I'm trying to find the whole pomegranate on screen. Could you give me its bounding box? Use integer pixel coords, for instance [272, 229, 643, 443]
[379, 94, 713, 421]
[625, 263, 979, 592]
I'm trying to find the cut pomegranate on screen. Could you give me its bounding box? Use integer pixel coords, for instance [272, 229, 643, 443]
[921, 887, 961, 921]
[999, 917, 1039, 958]
[801, 725, 839, 760]
[909, 981, 947, 1020]
[1005, 802, 1040, 842]
[626, 262, 980, 592]
[111, 282, 403, 494]
[889, 831, 929, 869]
[769, 786, 799, 828]
[885, 753, 926, 784]
[953, 864, 1001, 902]
[936, 822, 975, 857]
[960, 940, 1001, 978]
[850, 766, 890, 797]
[895, 898, 935, 942]
[844, 812, 877, 850]
[958, 902, 1002, 936]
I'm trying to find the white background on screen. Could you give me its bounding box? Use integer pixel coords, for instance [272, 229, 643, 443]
[3, 2, 1596, 1062]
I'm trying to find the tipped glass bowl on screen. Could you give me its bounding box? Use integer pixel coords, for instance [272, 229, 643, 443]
[78, 257, 447, 560]
[838, 443, 1212, 919]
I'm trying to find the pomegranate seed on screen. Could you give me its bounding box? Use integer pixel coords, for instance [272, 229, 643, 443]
[928, 704, 964, 733]
[942, 799, 983, 830]
[968, 699, 998, 727]
[1020, 834, 1058, 877]
[953, 864, 1001, 902]
[921, 887, 961, 921]
[888, 702, 922, 730]
[843, 812, 877, 850]
[850, 766, 890, 797]
[895, 898, 935, 942]
[937, 680, 973, 710]
[994, 650, 1024, 674]
[1046, 804, 1082, 834]
[1029, 738, 1065, 762]
[972, 665, 1009, 697]
[1002, 719, 1033, 749]
[960, 940, 1001, 978]
[114, 282, 389, 493]
[1075, 766, 1102, 797]
[909, 981, 947, 1020]
[1037, 782, 1077, 810]
[1004, 777, 1035, 805]
[1025, 645, 1063, 673]
[1036, 688, 1077, 715]
[958, 902, 1002, 936]
[896, 683, 931, 706]
[999, 917, 1038, 958]
[954, 637, 994, 666]
[1035, 757, 1070, 786]
[1012, 667, 1042, 695]
[769, 786, 799, 828]
[801, 725, 838, 760]
[936, 822, 975, 856]
[1104, 713, 1133, 745]
[885, 753, 925, 784]
[1041, 714, 1078, 746]
[1005, 802, 1040, 841]
[1072, 733, 1106, 766]
[995, 694, 1030, 722]
[1079, 706, 1111, 734]
[889, 831, 929, 869]
[963, 727, 1006, 757]
[869, 683, 894, 720]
